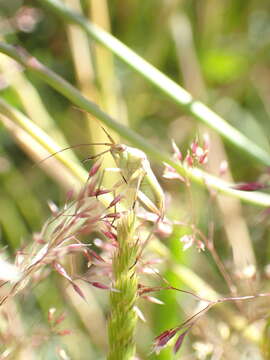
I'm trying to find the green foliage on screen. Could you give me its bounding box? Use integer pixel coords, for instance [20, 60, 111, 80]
[0, 0, 270, 359]
[202, 50, 248, 84]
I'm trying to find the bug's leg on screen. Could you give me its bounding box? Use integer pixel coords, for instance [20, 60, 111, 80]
[137, 191, 161, 218]
[127, 166, 163, 217]
[141, 161, 165, 218]
[118, 167, 145, 211]
[93, 167, 123, 226]
[95, 167, 123, 195]
[129, 218, 161, 270]
[131, 169, 146, 210]
[110, 187, 119, 226]
[95, 166, 106, 194]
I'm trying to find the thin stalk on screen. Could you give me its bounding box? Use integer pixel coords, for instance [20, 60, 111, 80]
[64, 0, 112, 161]
[172, 264, 261, 343]
[107, 211, 139, 360]
[0, 98, 86, 183]
[0, 113, 82, 193]
[65, 0, 120, 184]
[1, 45, 270, 207]
[0, 48, 78, 163]
[36, 0, 270, 167]
[88, 0, 122, 120]
[170, 12, 256, 290]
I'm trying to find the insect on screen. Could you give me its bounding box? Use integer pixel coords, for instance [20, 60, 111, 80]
[38, 127, 165, 218]
[100, 129, 164, 218]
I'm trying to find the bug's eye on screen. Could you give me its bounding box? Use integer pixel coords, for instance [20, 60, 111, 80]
[114, 144, 126, 153]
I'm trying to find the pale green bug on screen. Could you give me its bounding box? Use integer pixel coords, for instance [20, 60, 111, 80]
[38, 127, 165, 218]
[85, 128, 165, 218]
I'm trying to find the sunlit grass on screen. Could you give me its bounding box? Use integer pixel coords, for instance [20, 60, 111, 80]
[0, 1, 270, 359]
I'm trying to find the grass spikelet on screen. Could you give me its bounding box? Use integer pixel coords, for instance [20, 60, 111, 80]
[107, 211, 139, 360]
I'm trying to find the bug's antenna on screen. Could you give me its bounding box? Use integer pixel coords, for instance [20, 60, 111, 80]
[35, 143, 112, 167]
[82, 148, 111, 162]
[100, 126, 116, 145]
[73, 106, 116, 145]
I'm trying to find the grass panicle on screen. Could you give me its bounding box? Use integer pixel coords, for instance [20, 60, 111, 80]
[107, 211, 139, 360]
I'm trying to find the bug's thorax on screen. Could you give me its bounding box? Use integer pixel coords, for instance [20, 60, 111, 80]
[102, 141, 165, 218]
[110, 144, 148, 174]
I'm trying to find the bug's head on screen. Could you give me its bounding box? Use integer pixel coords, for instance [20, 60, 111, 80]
[110, 143, 127, 162]
[112, 143, 126, 152]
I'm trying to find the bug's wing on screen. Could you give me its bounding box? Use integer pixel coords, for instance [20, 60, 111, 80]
[120, 168, 145, 210]
[140, 160, 165, 218]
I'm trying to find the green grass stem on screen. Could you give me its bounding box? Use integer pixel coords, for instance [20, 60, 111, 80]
[37, 0, 270, 167]
[1, 45, 270, 207]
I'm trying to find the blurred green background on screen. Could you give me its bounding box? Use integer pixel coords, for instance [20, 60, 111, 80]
[1, 0, 270, 359]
